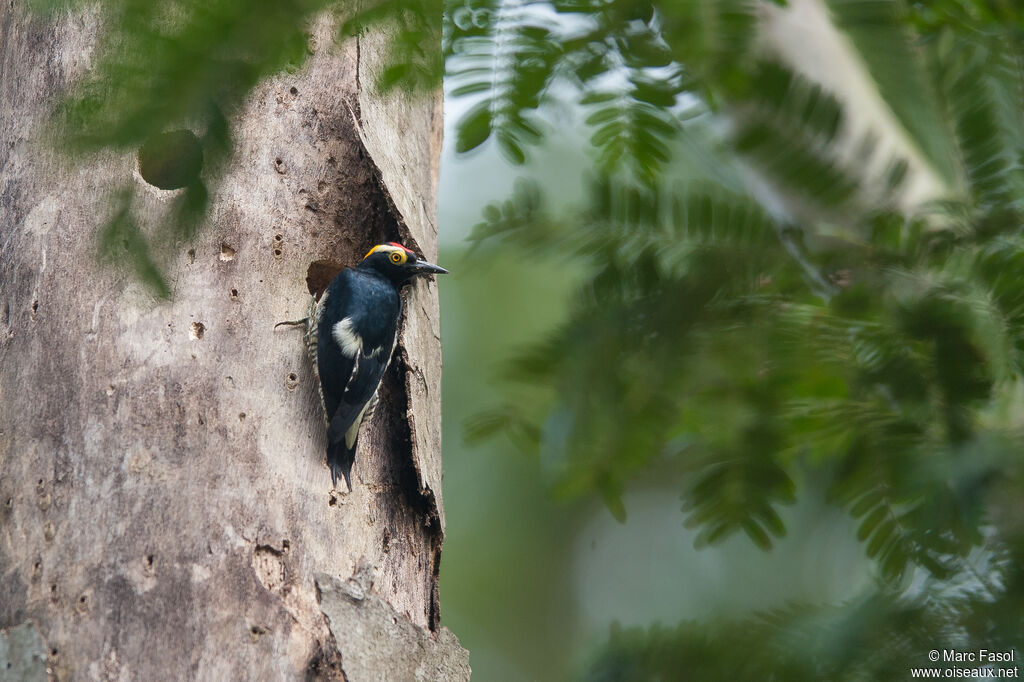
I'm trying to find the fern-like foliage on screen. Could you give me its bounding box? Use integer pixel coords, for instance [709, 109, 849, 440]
[446, 0, 730, 171]
[924, 17, 1024, 212]
[454, 0, 1024, 621]
[582, 68, 689, 183]
[446, 0, 565, 162]
[824, 0, 962, 186]
[730, 59, 869, 211]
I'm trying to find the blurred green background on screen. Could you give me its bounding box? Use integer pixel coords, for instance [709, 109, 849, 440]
[435, 107, 876, 681]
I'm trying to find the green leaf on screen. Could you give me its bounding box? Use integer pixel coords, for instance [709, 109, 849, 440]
[456, 101, 493, 153]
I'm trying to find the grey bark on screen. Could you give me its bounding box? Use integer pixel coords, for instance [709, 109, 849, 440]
[0, 623, 47, 681]
[0, 5, 467, 680]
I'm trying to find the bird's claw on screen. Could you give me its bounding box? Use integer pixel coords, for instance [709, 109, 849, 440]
[274, 318, 309, 329]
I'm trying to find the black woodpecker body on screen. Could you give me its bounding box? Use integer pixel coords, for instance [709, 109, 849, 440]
[297, 243, 447, 490]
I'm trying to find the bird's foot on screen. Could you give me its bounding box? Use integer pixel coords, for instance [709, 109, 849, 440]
[274, 317, 309, 329]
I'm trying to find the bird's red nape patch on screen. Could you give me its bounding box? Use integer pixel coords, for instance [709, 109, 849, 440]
[387, 241, 414, 254]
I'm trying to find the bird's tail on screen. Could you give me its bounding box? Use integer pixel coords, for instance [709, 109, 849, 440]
[327, 440, 355, 492]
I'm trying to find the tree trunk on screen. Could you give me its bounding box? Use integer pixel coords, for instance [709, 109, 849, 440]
[0, 5, 467, 680]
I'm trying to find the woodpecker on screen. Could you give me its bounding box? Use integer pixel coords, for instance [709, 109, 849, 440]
[277, 242, 447, 490]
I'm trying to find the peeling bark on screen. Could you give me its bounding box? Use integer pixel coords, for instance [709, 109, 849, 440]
[0, 5, 463, 680]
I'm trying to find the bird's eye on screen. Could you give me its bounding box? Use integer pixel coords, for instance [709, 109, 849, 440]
[390, 252, 404, 264]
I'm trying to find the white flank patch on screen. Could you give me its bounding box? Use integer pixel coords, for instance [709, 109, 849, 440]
[332, 317, 363, 357]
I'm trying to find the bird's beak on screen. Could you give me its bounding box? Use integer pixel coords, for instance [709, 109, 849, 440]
[414, 261, 449, 276]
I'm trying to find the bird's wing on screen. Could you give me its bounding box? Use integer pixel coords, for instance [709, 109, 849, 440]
[323, 340, 393, 490]
[326, 348, 390, 447]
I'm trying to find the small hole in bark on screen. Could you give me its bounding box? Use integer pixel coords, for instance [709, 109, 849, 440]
[273, 248, 283, 257]
[282, 539, 290, 550]
[289, 86, 298, 95]
[190, 322, 205, 340]
[220, 243, 236, 261]
[50, 648, 58, 656]
[187, 248, 196, 263]
[32, 300, 38, 313]
[238, 412, 246, 421]
[285, 373, 298, 390]
[4, 498, 11, 508]
[146, 554, 154, 567]
[273, 233, 283, 242]
[229, 288, 238, 300]
[328, 494, 337, 506]
[138, 130, 203, 190]
[50, 583, 57, 594]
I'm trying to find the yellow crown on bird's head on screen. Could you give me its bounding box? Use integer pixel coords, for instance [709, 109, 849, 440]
[363, 242, 416, 265]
